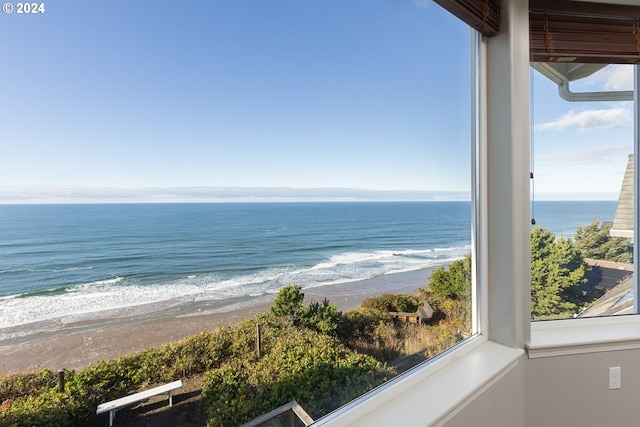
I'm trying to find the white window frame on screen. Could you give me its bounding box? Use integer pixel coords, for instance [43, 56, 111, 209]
[314, 0, 539, 422]
[635, 65, 640, 314]
[528, 64, 640, 358]
[312, 27, 514, 427]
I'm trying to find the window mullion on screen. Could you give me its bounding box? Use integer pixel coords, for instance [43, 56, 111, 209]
[634, 64, 639, 314]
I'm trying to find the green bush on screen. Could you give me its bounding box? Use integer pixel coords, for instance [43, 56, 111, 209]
[0, 328, 235, 426]
[271, 285, 305, 321]
[1, 291, 445, 426]
[0, 370, 58, 401]
[202, 325, 393, 426]
[360, 293, 420, 313]
[0, 370, 90, 427]
[271, 286, 344, 336]
[0, 388, 89, 427]
[301, 298, 343, 335]
[424, 255, 472, 300]
[340, 308, 386, 342]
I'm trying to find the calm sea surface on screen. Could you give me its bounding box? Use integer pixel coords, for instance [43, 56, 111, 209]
[0, 201, 616, 336]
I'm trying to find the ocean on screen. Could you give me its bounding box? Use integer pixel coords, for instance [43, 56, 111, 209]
[0, 201, 616, 341]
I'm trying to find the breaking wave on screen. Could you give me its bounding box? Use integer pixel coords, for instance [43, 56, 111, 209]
[0, 245, 469, 331]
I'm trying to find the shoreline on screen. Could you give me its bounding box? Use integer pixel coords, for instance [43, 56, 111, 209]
[0, 268, 432, 375]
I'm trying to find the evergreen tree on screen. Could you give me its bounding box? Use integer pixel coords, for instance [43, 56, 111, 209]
[573, 219, 632, 263]
[531, 226, 587, 318]
[426, 254, 472, 300]
[271, 285, 343, 334]
[271, 285, 305, 321]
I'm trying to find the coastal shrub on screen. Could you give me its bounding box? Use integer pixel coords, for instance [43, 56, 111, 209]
[0, 327, 239, 427]
[341, 306, 407, 361]
[271, 286, 344, 336]
[271, 285, 305, 321]
[347, 316, 466, 368]
[340, 293, 471, 366]
[0, 370, 89, 427]
[66, 329, 236, 404]
[202, 325, 393, 426]
[153, 329, 234, 378]
[0, 370, 58, 401]
[360, 293, 420, 313]
[0, 388, 89, 427]
[340, 308, 386, 343]
[66, 359, 136, 406]
[229, 313, 297, 361]
[301, 298, 344, 335]
[0, 289, 468, 427]
[424, 255, 472, 300]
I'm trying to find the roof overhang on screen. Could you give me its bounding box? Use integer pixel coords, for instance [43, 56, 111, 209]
[530, 0, 640, 65]
[531, 62, 633, 102]
[529, 0, 639, 101]
[435, 0, 640, 97]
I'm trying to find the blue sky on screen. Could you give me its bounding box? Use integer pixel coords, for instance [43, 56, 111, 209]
[532, 64, 634, 201]
[0, 0, 634, 203]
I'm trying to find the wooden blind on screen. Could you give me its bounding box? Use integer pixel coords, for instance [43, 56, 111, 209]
[433, 0, 500, 37]
[530, 0, 640, 64]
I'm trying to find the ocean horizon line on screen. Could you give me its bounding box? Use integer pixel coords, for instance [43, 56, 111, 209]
[0, 186, 471, 204]
[0, 186, 618, 204]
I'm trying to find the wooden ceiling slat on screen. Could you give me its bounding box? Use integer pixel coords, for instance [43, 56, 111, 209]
[436, 0, 640, 63]
[433, 0, 500, 37]
[529, 0, 640, 64]
[530, 0, 640, 19]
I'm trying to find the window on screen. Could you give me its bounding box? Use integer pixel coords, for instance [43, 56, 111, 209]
[530, 63, 636, 320]
[0, 1, 479, 425]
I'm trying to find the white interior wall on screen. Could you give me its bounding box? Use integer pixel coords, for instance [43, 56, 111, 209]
[444, 348, 640, 427]
[526, 349, 640, 427]
[442, 356, 526, 427]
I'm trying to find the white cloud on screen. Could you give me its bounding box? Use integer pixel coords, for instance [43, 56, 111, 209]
[535, 107, 632, 132]
[539, 144, 631, 166]
[583, 64, 634, 91]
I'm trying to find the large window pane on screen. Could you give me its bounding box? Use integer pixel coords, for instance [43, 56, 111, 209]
[0, 1, 476, 425]
[530, 64, 635, 320]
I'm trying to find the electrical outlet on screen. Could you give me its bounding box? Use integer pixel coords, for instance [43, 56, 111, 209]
[609, 366, 621, 390]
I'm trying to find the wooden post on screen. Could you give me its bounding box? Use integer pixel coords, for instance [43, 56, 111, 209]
[57, 368, 66, 393]
[256, 323, 261, 360]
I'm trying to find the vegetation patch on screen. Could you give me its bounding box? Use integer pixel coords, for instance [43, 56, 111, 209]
[202, 322, 392, 426]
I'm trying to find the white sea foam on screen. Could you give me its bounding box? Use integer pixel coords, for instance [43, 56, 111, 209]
[0, 245, 471, 332]
[66, 276, 124, 292]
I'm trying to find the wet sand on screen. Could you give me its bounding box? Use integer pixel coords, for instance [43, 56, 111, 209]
[0, 268, 432, 375]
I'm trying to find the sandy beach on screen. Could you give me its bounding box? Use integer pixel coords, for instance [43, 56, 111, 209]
[0, 269, 431, 375]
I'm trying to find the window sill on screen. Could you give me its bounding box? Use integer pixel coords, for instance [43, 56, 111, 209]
[527, 315, 640, 359]
[313, 337, 523, 427]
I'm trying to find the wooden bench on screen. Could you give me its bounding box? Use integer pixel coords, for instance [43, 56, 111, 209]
[96, 379, 182, 426]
